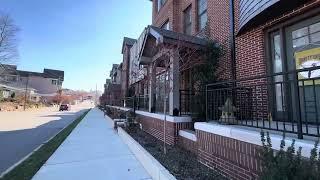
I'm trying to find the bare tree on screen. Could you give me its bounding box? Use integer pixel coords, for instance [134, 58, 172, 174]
[0, 12, 19, 73]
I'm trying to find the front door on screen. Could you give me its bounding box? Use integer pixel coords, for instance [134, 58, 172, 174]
[285, 16, 320, 124]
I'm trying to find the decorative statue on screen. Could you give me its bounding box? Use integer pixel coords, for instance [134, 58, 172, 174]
[218, 98, 238, 124]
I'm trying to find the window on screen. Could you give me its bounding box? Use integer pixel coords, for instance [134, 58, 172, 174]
[161, 20, 170, 30]
[292, 21, 320, 48]
[5, 75, 17, 82]
[198, 0, 207, 31]
[158, 0, 167, 12]
[184, 6, 192, 35]
[270, 33, 284, 112]
[52, 79, 57, 85]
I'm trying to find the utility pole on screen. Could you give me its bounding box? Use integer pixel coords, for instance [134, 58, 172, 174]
[23, 75, 29, 111]
[95, 83, 98, 106]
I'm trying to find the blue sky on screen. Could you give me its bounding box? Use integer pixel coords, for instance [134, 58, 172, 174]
[0, 0, 152, 91]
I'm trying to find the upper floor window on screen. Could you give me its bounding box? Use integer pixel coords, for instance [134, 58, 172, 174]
[52, 79, 58, 85]
[198, 0, 207, 31]
[158, 0, 167, 12]
[161, 20, 170, 30]
[5, 75, 17, 82]
[184, 6, 192, 35]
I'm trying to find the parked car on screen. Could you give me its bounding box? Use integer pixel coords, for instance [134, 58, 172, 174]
[59, 104, 70, 111]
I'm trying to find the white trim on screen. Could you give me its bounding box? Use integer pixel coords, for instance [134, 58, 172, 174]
[194, 122, 319, 158]
[106, 105, 192, 123]
[179, 130, 197, 142]
[106, 105, 130, 112]
[118, 127, 176, 180]
[135, 110, 191, 123]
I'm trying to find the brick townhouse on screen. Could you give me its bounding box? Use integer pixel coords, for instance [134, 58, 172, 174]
[101, 64, 122, 106]
[106, 0, 320, 179]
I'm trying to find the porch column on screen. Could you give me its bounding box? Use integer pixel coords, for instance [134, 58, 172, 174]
[169, 50, 180, 116]
[148, 63, 156, 112]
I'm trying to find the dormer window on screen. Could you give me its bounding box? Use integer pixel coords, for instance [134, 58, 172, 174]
[158, 0, 167, 12]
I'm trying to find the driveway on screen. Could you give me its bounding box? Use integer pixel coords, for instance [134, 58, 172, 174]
[0, 101, 93, 175]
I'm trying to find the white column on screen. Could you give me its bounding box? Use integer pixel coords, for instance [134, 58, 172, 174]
[169, 50, 180, 116]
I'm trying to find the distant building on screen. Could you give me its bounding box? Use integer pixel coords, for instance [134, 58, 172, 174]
[0, 64, 64, 95]
[100, 64, 122, 106]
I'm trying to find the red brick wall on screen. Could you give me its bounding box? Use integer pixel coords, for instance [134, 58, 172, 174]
[196, 130, 261, 180]
[137, 114, 193, 145]
[152, 0, 174, 29]
[177, 135, 197, 154]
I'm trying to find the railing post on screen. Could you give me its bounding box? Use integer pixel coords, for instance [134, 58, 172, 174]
[294, 73, 303, 139]
[179, 90, 181, 116]
[206, 85, 208, 122]
[133, 96, 136, 113]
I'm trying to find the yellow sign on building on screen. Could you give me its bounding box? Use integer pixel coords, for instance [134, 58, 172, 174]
[295, 47, 320, 85]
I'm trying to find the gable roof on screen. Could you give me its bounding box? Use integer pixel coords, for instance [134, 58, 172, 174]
[134, 25, 208, 65]
[17, 70, 43, 77]
[148, 25, 207, 46]
[0, 64, 18, 75]
[121, 37, 137, 54]
[110, 64, 120, 77]
[43, 69, 64, 80]
[0, 64, 64, 80]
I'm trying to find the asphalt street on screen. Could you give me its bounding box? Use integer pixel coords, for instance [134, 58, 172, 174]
[0, 102, 93, 175]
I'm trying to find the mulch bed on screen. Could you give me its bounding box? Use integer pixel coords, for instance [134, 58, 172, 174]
[124, 126, 227, 180]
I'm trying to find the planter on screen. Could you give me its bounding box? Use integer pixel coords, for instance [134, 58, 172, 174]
[118, 127, 176, 180]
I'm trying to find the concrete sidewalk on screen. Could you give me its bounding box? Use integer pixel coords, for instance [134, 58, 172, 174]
[32, 108, 151, 180]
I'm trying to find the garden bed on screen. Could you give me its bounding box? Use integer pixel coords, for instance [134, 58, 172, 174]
[124, 126, 226, 180]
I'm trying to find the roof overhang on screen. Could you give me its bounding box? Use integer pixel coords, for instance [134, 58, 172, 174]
[238, 0, 313, 34]
[137, 25, 207, 65]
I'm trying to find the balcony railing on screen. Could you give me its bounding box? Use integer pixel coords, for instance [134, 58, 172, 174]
[205, 66, 320, 139]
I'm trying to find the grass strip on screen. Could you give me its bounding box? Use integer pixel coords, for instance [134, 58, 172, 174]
[1, 109, 91, 180]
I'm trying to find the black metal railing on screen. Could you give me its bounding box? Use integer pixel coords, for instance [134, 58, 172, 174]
[107, 99, 123, 107]
[136, 95, 149, 111]
[179, 90, 206, 119]
[122, 95, 149, 112]
[205, 66, 320, 139]
[123, 96, 135, 109]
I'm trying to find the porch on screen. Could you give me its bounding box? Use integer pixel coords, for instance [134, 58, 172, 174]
[179, 65, 320, 139]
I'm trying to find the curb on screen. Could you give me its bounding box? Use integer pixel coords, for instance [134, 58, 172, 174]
[0, 108, 91, 179]
[118, 127, 176, 180]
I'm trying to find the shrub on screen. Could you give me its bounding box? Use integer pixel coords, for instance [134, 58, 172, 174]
[260, 131, 320, 180]
[11, 92, 16, 99]
[104, 106, 112, 117]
